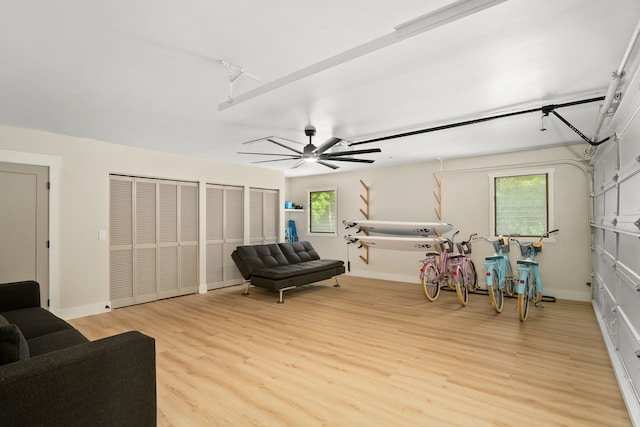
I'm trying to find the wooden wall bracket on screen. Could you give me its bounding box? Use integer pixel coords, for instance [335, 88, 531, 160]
[433, 173, 442, 220]
[359, 179, 370, 264]
[359, 179, 370, 220]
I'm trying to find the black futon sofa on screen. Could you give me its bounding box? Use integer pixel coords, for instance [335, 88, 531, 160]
[0, 280, 157, 426]
[231, 241, 345, 302]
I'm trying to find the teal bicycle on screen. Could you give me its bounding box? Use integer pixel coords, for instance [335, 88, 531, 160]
[511, 229, 559, 321]
[478, 235, 516, 313]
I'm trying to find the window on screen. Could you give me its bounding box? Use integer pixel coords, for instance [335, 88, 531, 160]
[490, 169, 554, 237]
[308, 188, 337, 235]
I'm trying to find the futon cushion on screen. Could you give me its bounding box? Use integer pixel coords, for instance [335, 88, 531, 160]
[278, 241, 321, 264]
[0, 323, 30, 365]
[252, 259, 344, 280]
[235, 244, 290, 274]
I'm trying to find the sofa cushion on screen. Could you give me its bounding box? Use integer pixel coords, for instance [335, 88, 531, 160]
[1, 307, 75, 340]
[27, 328, 89, 356]
[0, 324, 30, 365]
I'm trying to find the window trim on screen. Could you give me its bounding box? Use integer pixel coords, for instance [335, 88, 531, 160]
[488, 168, 556, 242]
[307, 187, 338, 237]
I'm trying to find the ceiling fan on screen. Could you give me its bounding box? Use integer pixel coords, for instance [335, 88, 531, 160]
[238, 125, 382, 170]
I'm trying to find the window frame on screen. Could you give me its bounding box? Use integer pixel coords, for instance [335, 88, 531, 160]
[488, 168, 556, 242]
[307, 187, 338, 237]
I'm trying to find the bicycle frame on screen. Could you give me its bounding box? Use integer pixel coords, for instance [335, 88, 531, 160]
[419, 240, 453, 285]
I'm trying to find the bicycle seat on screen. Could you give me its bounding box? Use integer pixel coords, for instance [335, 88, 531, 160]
[517, 259, 538, 266]
[424, 251, 439, 257]
[485, 255, 504, 261]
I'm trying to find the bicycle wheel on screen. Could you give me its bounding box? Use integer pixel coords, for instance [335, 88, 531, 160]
[421, 264, 440, 301]
[466, 259, 478, 291]
[518, 272, 532, 322]
[453, 266, 469, 306]
[486, 267, 503, 313]
[504, 261, 516, 297]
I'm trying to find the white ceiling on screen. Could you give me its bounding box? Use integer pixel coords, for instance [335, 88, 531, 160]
[1, 1, 639, 177]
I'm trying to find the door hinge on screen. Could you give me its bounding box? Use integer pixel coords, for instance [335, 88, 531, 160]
[47, 181, 51, 190]
[47, 240, 50, 249]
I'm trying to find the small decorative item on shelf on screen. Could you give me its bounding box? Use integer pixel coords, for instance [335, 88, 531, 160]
[284, 201, 294, 209]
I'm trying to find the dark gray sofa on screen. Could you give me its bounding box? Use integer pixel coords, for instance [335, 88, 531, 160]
[0, 280, 157, 426]
[231, 241, 345, 302]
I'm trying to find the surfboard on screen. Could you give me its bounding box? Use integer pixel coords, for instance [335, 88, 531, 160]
[342, 219, 453, 236]
[345, 234, 443, 251]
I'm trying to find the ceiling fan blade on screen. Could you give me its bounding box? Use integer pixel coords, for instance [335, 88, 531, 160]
[238, 152, 300, 157]
[323, 148, 382, 157]
[267, 138, 303, 155]
[291, 159, 306, 169]
[313, 137, 342, 155]
[317, 160, 339, 170]
[323, 157, 375, 163]
[251, 157, 303, 164]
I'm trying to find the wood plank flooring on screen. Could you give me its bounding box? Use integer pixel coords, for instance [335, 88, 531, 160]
[70, 276, 631, 427]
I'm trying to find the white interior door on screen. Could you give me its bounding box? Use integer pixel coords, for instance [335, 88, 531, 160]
[0, 162, 49, 306]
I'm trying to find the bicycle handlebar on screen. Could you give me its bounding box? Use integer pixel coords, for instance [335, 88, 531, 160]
[510, 229, 559, 245]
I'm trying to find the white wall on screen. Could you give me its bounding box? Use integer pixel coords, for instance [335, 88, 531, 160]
[286, 144, 593, 301]
[0, 124, 284, 318]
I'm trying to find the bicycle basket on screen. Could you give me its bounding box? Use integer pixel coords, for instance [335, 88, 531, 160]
[492, 238, 510, 253]
[519, 244, 533, 257]
[457, 242, 472, 254]
[436, 239, 454, 254]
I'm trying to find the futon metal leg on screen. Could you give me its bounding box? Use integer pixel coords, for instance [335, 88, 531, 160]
[242, 280, 252, 296]
[277, 286, 296, 304]
[334, 277, 341, 287]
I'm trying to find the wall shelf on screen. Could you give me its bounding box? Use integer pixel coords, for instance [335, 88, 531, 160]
[285, 209, 305, 212]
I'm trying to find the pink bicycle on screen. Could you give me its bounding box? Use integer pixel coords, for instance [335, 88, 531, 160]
[419, 232, 477, 306]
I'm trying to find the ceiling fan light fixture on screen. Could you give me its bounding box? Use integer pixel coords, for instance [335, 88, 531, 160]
[304, 157, 318, 163]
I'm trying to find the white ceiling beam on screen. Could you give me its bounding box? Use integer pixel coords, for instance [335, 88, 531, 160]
[218, 0, 508, 111]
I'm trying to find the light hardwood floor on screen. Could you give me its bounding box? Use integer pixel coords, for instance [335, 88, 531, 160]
[70, 276, 630, 427]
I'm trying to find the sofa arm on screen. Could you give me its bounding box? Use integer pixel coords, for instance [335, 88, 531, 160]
[0, 330, 156, 426]
[0, 281, 41, 312]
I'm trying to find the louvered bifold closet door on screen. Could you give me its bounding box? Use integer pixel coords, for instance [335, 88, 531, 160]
[206, 185, 224, 288]
[110, 176, 134, 308]
[110, 176, 199, 308]
[179, 183, 198, 295]
[158, 181, 179, 299]
[263, 189, 279, 244]
[223, 186, 243, 285]
[249, 188, 264, 245]
[206, 185, 244, 290]
[249, 188, 279, 244]
[135, 178, 158, 304]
